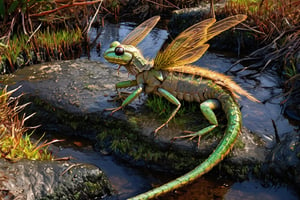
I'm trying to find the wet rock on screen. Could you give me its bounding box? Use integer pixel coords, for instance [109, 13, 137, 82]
[0, 59, 273, 181]
[0, 158, 113, 200]
[168, 6, 217, 37]
[263, 131, 300, 188]
[285, 103, 300, 122]
[284, 52, 300, 123]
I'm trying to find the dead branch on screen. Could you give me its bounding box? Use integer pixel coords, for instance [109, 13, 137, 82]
[85, 0, 103, 34]
[30, 0, 103, 17]
[228, 26, 300, 74]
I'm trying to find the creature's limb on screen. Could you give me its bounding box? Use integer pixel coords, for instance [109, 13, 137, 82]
[154, 88, 181, 133]
[112, 80, 138, 100]
[115, 80, 137, 89]
[105, 84, 143, 114]
[174, 99, 220, 146]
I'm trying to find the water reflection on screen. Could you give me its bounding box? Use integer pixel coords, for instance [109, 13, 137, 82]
[226, 180, 298, 200]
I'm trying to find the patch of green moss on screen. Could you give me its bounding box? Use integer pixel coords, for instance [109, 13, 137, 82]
[96, 126, 202, 172]
[95, 93, 249, 173]
[233, 137, 246, 149]
[19, 88, 251, 179]
[97, 121, 257, 180]
[83, 181, 104, 195]
[253, 163, 262, 177]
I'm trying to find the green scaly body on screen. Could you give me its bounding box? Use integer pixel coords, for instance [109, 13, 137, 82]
[127, 69, 242, 199]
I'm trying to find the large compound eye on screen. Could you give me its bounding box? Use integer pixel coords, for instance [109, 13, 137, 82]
[115, 46, 124, 56]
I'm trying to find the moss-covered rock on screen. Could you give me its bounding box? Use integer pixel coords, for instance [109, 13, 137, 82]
[0, 159, 113, 200]
[0, 58, 293, 195]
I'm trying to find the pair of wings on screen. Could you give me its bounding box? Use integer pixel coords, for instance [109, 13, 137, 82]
[122, 14, 247, 70]
[121, 14, 260, 103]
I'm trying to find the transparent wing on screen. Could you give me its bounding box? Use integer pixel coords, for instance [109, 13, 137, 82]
[154, 14, 247, 70]
[205, 14, 247, 41]
[122, 16, 160, 46]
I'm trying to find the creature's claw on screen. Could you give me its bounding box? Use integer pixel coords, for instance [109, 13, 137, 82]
[117, 65, 121, 75]
[173, 131, 202, 147]
[104, 106, 123, 115]
[173, 124, 217, 147]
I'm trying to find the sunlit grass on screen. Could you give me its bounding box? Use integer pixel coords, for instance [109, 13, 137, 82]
[225, 0, 299, 41]
[36, 28, 82, 54]
[0, 86, 62, 162]
[0, 28, 83, 73]
[1, 34, 29, 72]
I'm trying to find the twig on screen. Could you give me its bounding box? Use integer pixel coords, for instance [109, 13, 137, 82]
[271, 119, 280, 144]
[30, 0, 103, 17]
[240, 22, 266, 35]
[164, 0, 180, 9]
[60, 163, 84, 176]
[21, 12, 28, 35]
[227, 31, 287, 73]
[286, 74, 300, 83]
[269, 20, 280, 35]
[6, 16, 16, 45]
[54, 156, 74, 161]
[26, 23, 42, 44]
[145, 0, 179, 8]
[85, 0, 103, 34]
[100, 5, 113, 15]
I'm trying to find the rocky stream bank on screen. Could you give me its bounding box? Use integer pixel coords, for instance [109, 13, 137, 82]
[0, 59, 299, 199]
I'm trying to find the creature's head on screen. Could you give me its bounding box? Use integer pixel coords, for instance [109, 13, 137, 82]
[104, 41, 147, 75]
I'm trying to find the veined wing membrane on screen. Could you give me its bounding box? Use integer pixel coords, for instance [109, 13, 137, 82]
[166, 18, 216, 51]
[206, 14, 247, 42]
[122, 16, 160, 46]
[154, 18, 216, 69]
[164, 44, 210, 67]
[154, 14, 247, 70]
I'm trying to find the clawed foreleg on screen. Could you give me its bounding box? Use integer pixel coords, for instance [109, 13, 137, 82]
[105, 85, 143, 115]
[104, 106, 123, 115]
[173, 99, 220, 147]
[108, 79, 138, 102]
[173, 125, 217, 147]
[154, 88, 181, 134]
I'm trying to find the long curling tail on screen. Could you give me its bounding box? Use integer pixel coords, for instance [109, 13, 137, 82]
[128, 97, 242, 200]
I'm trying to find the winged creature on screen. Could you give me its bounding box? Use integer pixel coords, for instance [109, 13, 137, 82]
[104, 14, 259, 200]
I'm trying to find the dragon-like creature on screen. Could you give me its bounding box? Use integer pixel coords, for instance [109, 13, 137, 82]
[104, 15, 259, 200]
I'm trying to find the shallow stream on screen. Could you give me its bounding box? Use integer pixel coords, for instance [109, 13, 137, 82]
[54, 20, 298, 199]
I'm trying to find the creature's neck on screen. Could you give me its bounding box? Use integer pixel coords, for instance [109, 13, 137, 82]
[133, 53, 149, 68]
[127, 53, 153, 75]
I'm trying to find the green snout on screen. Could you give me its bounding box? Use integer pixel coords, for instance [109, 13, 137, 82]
[104, 41, 133, 65]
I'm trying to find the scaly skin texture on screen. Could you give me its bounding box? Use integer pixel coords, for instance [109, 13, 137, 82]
[127, 70, 242, 200]
[103, 15, 258, 199]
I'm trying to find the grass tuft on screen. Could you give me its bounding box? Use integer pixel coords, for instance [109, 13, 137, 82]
[0, 86, 62, 161]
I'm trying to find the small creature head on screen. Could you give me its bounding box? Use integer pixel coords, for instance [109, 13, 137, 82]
[104, 41, 146, 75]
